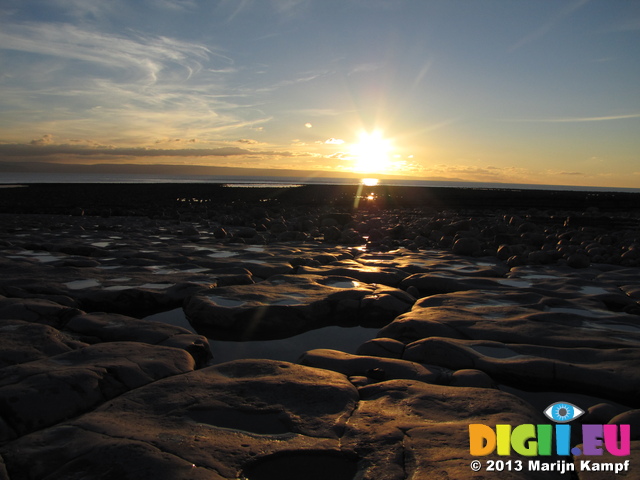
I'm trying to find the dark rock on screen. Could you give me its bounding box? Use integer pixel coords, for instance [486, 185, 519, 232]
[65, 312, 212, 367]
[320, 217, 339, 228]
[61, 257, 101, 268]
[450, 369, 496, 388]
[0, 319, 87, 368]
[234, 227, 258, 239]
[277, 231, 298, 241]
[0, 360, 358, 479]
[269, 221, 288, 234]
[213, 227, 228, 239]
[583, 403, 624, 424]
[0, 342, 195, 441]
[298, 349, 449, 384]
[566, 253, 591, 269]
[452, 237, 481, 256]
[181, 224, 200, 236]
[402, 337, 639, 405]
[608, 410, 640, 440]
[58, 245, 106, 257]
[322, 226, 342, 243]
[507, 254, 526, 267]
[339, 229, 365, 245]
[321, 213, 353, 226]
[496, 244, 511, 260]
[527, 250, 554, 265]
[356, 337, 405, 359]
[0, 296, 81, 328]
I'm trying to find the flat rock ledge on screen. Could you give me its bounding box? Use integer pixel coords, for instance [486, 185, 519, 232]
[1, 359, 566, 480]
[185, 274, 415, 340]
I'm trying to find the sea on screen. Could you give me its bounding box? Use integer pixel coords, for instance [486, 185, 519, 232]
[2, 172, 640, 193]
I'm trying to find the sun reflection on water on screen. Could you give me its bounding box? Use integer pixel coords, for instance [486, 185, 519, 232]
[354, 178, 380, 208]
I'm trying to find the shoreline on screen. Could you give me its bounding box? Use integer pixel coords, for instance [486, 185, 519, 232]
[2, 182, 640, 215]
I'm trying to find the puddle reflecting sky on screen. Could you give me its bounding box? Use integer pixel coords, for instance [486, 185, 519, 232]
[64, 279, 101, 290]
[144, 308, 379, 365]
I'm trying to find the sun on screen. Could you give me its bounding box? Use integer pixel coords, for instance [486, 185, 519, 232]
[349, 130, 393, 174]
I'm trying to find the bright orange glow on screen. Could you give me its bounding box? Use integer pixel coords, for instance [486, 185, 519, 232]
[361, 178, 379, 186]
[349, 130, 393, 174]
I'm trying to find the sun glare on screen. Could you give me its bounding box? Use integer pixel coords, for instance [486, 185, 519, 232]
[350, 130, 392, 174]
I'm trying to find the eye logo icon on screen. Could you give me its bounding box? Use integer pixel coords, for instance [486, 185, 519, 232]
[543, 402, 584, 423]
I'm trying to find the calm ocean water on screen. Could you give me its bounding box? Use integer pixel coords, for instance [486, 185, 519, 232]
[1, 172, 639, 193]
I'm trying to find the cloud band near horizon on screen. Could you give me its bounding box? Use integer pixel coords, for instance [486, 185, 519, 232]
[0, 143, 300, 159]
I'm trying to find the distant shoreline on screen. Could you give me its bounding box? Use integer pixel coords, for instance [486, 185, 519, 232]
[1, 175, 640, 194]
[1, 166, 639, 194]
[1, 182, 639, 215]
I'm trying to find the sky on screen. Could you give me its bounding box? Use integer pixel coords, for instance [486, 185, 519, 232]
[0, 0, 639, 188]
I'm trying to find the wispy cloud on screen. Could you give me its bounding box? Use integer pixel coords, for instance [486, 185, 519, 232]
[547, 170, 585, 176]
[215, 0, 309, 24]
[0, 22, 222, 81]
[271, 0, 310, 21]
[250, 70, 332, 94]
[418, 163, 542, 184]
[216, 0, 253, 24]
[348, 62, 384, 76]
[286, 108, 348, 117]
[410, 59, 435, 89]
[0, 142, 299, 163]
[506, 113, 640, 123]
[153, 0, 198, 13]
[48, 0, 123, 20]
[0, 144, 252, 158]
[509, 0, 590, 52]
[0, 21, 271, 144]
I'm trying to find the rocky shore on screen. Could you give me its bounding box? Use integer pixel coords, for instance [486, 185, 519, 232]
[0, 183, 639, 479]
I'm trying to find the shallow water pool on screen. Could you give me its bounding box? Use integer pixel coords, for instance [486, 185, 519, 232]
[144, 308, 379, 364]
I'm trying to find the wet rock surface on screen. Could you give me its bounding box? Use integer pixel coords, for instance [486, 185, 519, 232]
[0, 184, 639, 479]
[0, 360, 562, 480]
[185, 274, 414, 340]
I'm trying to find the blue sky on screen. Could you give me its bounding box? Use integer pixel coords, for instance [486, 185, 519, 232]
[0, 0, 639, 187]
